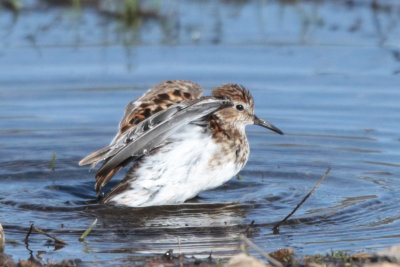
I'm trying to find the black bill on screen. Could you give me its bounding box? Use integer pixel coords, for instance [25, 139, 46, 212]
[253, 115, 283, 135]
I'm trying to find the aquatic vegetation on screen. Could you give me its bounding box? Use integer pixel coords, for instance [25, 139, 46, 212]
[48, 152, 56, 171]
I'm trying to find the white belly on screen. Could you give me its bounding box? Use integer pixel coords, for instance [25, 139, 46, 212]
[107, 125, 244, 207]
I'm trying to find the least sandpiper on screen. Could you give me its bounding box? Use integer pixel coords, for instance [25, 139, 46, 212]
[79, 80, 283, 207]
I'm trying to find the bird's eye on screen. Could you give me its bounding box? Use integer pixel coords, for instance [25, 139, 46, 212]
[236, 104, 244, 111]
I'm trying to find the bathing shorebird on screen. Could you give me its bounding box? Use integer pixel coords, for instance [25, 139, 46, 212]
[79, 80, 283, 207]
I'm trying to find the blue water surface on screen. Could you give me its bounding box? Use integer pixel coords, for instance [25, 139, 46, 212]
[0, 0, 400, 265]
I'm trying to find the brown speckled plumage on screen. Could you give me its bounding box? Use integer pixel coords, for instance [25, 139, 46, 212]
[79, 80, 283, 207]
[118, 80, 202, 136]
[93, 80, 203, 193]
[206, 84, 254, 169]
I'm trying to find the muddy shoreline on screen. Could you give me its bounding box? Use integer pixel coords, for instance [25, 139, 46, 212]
[1, 246, 400, 267]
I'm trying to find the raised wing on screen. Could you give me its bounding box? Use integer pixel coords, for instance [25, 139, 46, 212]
[79, 80, 203, 189]
[117, 80, 203, 138]
[80, 97, 233, 194]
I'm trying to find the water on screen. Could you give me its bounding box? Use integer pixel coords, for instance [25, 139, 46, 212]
[1, 0, 400, 265]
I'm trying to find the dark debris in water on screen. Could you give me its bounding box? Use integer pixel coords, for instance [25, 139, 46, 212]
[25, 224, 67, 247]
[1, 246, 400, 267]
[0, 253, 82, 267]
[2, 219, 400, 266]
[0, 249, 220, 267]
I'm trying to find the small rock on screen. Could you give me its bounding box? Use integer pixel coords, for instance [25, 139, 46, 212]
[306, 263, 324, 267]
[364, 263, 400, 267]
[269, 248, 294, 262]
[226, 253, 270, 267]
[17, 259, 42, 267]
[0, 223, 5, 253]
[376, 245, 400, 262]
[0, 253, 16, 267]
[351, 252, 373, 261]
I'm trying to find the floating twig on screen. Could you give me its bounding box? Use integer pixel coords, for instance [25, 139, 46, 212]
[273, 167, 331, 234]
[25, 224, 67, 245]
[24, 224, 33, 245]
[243, 220, 255, 236]
[79, 218, 97, 242]
[240, 234, 283, 267]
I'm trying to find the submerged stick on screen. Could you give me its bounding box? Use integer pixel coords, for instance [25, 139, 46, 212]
[25, 224, 67, 245]
[24, 224, 33, 245]
[273, 167, 331, 234]
[79, 218, 98, 242]
[240, 234, 283, 267]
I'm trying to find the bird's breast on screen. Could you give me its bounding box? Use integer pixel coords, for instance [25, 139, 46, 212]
[108, 124, 248, 206]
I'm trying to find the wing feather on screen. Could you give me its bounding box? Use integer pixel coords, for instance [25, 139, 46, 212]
[116, 80, 203, 139]
[82, 97, 232, 194]
[94, 97, 232, 192]
[80, 80, 203, 182]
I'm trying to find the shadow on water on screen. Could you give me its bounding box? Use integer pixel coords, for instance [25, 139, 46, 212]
[0, 0, 400, 265]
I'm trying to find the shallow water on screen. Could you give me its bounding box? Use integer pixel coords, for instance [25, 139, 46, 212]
[1, 0, 400, 265]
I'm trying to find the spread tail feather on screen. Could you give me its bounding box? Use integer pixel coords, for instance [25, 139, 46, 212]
[95, 166, 122, 194]
[79, 146, 111, 166]
[80, 146, 126, 194]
